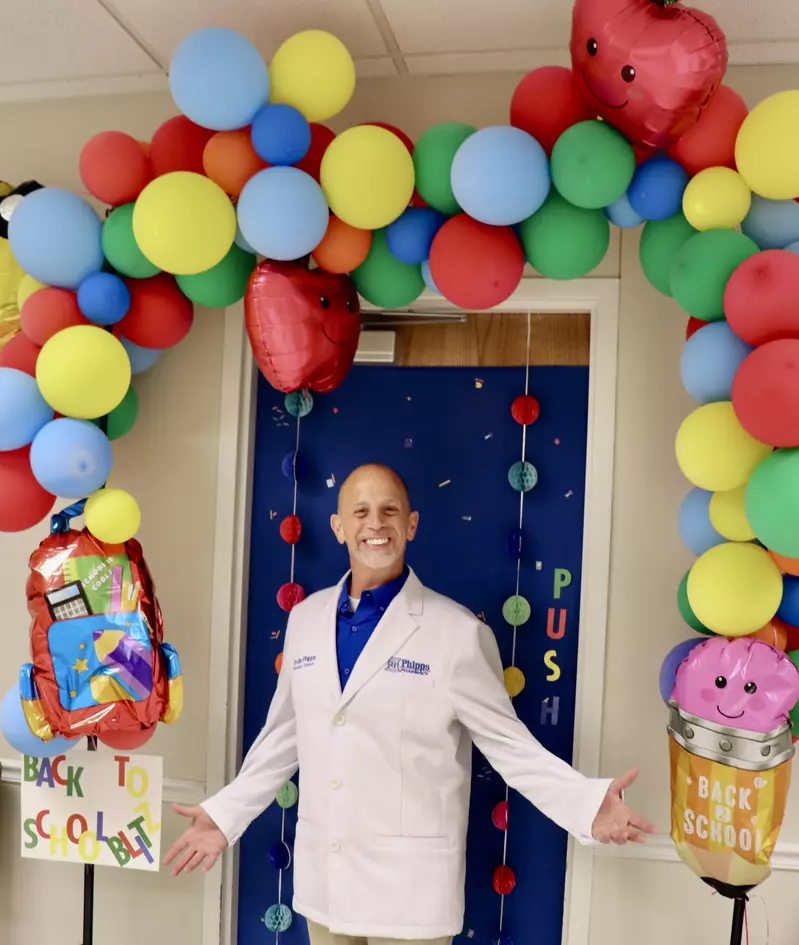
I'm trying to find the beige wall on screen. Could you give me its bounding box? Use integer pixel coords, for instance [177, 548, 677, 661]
[0, 62, 798, 945]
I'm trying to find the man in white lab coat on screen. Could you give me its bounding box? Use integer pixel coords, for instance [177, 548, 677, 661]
[165, 463, 655, 944]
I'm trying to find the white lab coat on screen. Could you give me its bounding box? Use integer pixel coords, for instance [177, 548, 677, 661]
[202, 569, 611, 940]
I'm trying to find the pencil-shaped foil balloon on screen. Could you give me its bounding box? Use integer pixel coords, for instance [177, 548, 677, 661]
[668, 637, 799, 897]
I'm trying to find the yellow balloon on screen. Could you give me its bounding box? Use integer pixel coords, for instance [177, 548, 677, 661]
[17, 273, 45, 309]
[687, 542, 782, 636]
[85, 488, 141, 544]
[269, 30, 355, 123]
[37, 326, 131, 419]
[321, 126, 415, 230]
[709, 486, 755, 542]
[735, 90, 799, 199]
[682, 167, 751, 231]
[133, 172, 236, 275]
[675, 401, 771, 492]
[504, 666, 526, 698]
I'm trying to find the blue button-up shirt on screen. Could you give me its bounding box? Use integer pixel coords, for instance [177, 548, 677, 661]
[336, 567, 409, 689]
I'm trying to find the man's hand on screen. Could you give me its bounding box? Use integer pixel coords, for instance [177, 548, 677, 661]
[164, 803, 229, 876]
[591, 768, 658, 845]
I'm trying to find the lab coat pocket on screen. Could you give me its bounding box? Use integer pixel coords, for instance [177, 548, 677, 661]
[366, 837, 451, 928]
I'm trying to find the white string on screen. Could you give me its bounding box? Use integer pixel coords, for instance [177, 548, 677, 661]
[499, 312, 532, 933]
[290, 414, 301, 584]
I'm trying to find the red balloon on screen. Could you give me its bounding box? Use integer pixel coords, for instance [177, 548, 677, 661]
[245, 260, 361, 393]
[732, 340, 799, 447]
[149, 115, 215, 177]
[511, 395, 540, 425]
[277, 582, 306, 612]
[492, 865, 516, 896]
[668, 85, 748, 176]
[79, 131, 151, 206]
[511, 66, 593, 155]
[570, 0, 728, 149]
[21, 287, 89, 346]
[117, 274, 194, 349]
[429, 215, 524, 310]
[99, 727, 156, 750]
[0, 333, 41, 376]
[686, 316, 705, 340]
[294, 124, 336, 182]
[725, 250, 799, 347]
[280, 514, 302, 544]
[0, 447, 55, 532]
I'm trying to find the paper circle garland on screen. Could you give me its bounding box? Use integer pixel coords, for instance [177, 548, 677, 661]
[502, 595, 531, 627]
[504, 666, 526, 698]
[264, 904, 293, 933]
[508, 460, 538, 493]
[277, 582, 305, 612]
[285, 390, 314, 418]
[277, 781, 299, 809]
[279, 515, 302, 545]
[492, 865, 517, 896]
[511, 395, 540, 426]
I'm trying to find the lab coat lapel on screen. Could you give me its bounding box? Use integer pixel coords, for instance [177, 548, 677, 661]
[336, 568, 424, 710]
[320, 573, 347, 704]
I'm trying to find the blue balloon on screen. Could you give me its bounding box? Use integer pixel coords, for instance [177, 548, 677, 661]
[659, 639, 704, 704]
[680, 321, 753, 404]
[0, 367, 54, 450]
[251, 104, 311, 166]
[238, 167, 329, 261]
[77, 272, 130, 326]
[777, 575, 799, 626]
[169, 27, 269, 132]
[268, 840, 292, 870]
[119, 335, 163, 375]
[627, 157, 688, 221]
[450, 126, 550, 226]
[421, 259, 441, 295]
[282, 450, 307, 482]
[1, 685, 79, 757]
[605, 193, 644, 228]
[678, 488, 724, 556]
[9, 188, 103, 289]
[30, 418, 113, 499]
[386, 208, 447, 265]
[741, 195, 799, 250]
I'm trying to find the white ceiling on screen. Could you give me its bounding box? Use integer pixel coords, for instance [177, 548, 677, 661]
[1, 0, 798, 103]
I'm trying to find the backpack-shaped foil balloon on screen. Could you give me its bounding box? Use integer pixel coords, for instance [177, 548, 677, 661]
[19, 518, 182, 745]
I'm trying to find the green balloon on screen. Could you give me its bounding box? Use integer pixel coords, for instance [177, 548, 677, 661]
[746, 448, 799, 557]
[788, 650, 799, 735]
[176, 243, 256, 307]
[102, 204, 160, 279]
[670, 229, 760, 320]
[352, 229, 424, 308]
[550, 120, 635, 209]
[677, 569, 713, 635]
[518, 191, 610, 280]
[639, 212, 696, 296]
[412, 121, 476, 215]
[92, 386, 138, 440]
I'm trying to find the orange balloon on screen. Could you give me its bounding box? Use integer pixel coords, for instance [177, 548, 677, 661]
[312, 215, 372, 274]
[203, 130, 267, 197]
[748, 618, 788, 651]
[769, 549, 799, 576]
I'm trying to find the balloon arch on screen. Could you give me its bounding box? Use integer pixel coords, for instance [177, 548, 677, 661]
[2, 0, 799, 905]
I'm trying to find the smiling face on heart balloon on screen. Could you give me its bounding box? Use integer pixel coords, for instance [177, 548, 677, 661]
[244, 260, 361, 394]
[570, 0, 727, 150]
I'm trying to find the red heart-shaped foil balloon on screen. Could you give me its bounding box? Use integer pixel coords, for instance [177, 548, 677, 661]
[244, 260, 361, 394]
[570, 0, 727, 150]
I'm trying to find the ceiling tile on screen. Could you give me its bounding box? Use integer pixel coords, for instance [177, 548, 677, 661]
[405, 49, 569, 76]
[700, 0, 797, 43]
[109, 0, 389, 65]
[378, 0, 569, 54]
[356, 58, 399, 78]
[0, 0, 159, 84]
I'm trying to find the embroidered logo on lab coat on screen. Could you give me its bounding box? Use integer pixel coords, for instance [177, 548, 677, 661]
[293, 655, 317, 670]
[385, 657, 430, 676]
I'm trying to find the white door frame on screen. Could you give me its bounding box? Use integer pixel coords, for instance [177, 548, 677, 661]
[202, 278, 621, 945]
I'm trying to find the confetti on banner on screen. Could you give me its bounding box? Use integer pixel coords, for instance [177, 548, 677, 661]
[439, 479, 451, 488]
[554, 438, 561, 445]
[271, 630, 281, 640]
[332, 407, 339, 414]
[462, 515, 472, 522]
[467, 931, 475, 939]
[404, 438, 413, 448]
[326, 474, 336, 489]
[536, 561, 542, 571]
[406, 396, 412, 402]
[565, 490, 573, 498]
[475, 378, 484, 389]
[484, 432, 493, 440]
[476, 611, 486, 623]
[270, 510, 278, 520]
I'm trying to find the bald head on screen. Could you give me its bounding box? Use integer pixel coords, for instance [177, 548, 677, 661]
[337, 464, 410, 512]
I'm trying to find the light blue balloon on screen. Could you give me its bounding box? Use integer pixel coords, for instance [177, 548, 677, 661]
[741, 195, 799, 250]
[450, 126, 550, 226]
[238, 167, 329, 261]
[680, 321, 753, 404]
[169, 27, 270, 132]
[678, 488, 724, 556]
[119, 335, 163, 375]
[1, 685, 79, 758]
[0, 367, 54, 450]
[421, 259, 440, 295]
[605, 193, 644, 228]
[234, 225, 257, 255]
[30, 418, 113, 499]
[9, 188, 103, 289]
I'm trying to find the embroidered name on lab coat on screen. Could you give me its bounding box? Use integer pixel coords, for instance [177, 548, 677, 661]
[293, 655, 317, 670]
[385, 657, 430, 676]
